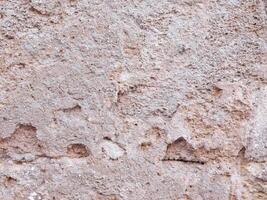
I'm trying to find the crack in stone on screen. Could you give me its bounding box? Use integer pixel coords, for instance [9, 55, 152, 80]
[162, 157, 205, 165]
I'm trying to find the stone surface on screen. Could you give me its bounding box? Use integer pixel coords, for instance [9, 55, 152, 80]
[0, 0, 266, 199]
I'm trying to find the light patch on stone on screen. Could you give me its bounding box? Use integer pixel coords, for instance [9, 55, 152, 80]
[101, 140, 125, 160]
[28, 192, 42, 200]
[119, 72, 132, 82]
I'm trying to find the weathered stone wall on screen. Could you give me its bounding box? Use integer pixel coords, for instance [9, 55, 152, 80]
[0, 0, 266, 199]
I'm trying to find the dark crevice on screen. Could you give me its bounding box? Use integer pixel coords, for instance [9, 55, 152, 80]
[162, 157, 205, 165]
[58, 104, 82, 113]
[29, 6, 51, 17]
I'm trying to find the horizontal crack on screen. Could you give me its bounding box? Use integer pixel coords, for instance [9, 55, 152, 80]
[9, 153, 88, 165]
[162, 158, 205, 165]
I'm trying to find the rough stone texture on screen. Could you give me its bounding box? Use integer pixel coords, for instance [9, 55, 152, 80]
[0, 0, 266, 199]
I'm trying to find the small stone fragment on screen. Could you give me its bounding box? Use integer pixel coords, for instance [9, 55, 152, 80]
[101, 139, 125, 160]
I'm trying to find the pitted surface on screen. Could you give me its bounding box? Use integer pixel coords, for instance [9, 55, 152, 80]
[0, 0, 266, 199]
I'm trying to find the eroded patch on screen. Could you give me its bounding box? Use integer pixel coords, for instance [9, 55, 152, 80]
[67, 143, 90, 158]
[96, 193, 119, 200]
[163, 137, 206, 164]
[139, 126, 166, 151]
[3, 176, 17, 188]
[0, 124, 43, 162]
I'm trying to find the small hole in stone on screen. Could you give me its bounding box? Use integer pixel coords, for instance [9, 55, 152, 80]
[140, 142, 152, 150]
[67, 143, 90, 158]
[103, 136, 111, 141]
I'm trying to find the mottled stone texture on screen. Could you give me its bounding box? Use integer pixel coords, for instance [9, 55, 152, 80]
[0, 0, 266, 199]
